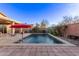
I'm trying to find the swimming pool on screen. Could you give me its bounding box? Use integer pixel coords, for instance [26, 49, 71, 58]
[14, 33, 75, 46]
[15, 34, 64, 44]
[23, 34, 64, 44]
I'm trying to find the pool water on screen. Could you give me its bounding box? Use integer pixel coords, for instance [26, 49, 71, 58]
[17, 34, 63, 44]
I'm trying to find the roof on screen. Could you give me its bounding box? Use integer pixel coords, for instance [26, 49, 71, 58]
[0, 12, 7, 17]
[0, 12, 21, 24]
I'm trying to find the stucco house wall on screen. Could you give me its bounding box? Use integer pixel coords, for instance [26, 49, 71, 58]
[64, 23, 79, 37]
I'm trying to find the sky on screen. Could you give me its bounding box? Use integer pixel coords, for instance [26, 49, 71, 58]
[0, 3, 79, 25]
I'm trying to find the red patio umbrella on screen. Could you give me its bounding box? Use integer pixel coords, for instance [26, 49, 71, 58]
[10, 24, 32, 28]
[10, 24, 32, 39]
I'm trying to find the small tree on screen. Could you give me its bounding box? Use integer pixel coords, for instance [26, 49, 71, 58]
[40, 19, 49, 33]
[62, 16, 72, 25]
[32, 23, 39, 33]
[49, 16, 72, 36]
[55, 16, 73, 37]
[73, 16, 79, 23]
[48, 24, 60, 36]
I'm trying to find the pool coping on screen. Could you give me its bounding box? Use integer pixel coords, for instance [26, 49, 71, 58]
[0, 33, 76, 46]
[48, 33, 76, 46]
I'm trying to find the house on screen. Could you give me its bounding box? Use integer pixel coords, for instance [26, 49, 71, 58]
[0, 12, 22, 34]
[0, 12, 34, 34]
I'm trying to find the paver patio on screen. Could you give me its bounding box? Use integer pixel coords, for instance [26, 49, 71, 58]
[0, 45, 79, 56]
[0, 33, 79, 56]
[0, 33, 31, 44]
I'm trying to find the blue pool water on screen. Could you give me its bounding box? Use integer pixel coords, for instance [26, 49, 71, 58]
[16, 34, 63, 44]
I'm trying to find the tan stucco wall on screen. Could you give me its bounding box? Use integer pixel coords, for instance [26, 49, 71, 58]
[64, 23, 79, 37]
[6, 25, 12, 33]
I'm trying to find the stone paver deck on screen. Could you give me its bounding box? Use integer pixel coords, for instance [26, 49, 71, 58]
[60, 37, 79, 46]
[0, 45, 79, 56]
[0, 33, 79, 56]
[0, 33, 31, 44]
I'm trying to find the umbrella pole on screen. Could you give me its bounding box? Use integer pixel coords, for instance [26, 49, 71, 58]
[22, 32, 23, 39]
[21, 28, 23, 39]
